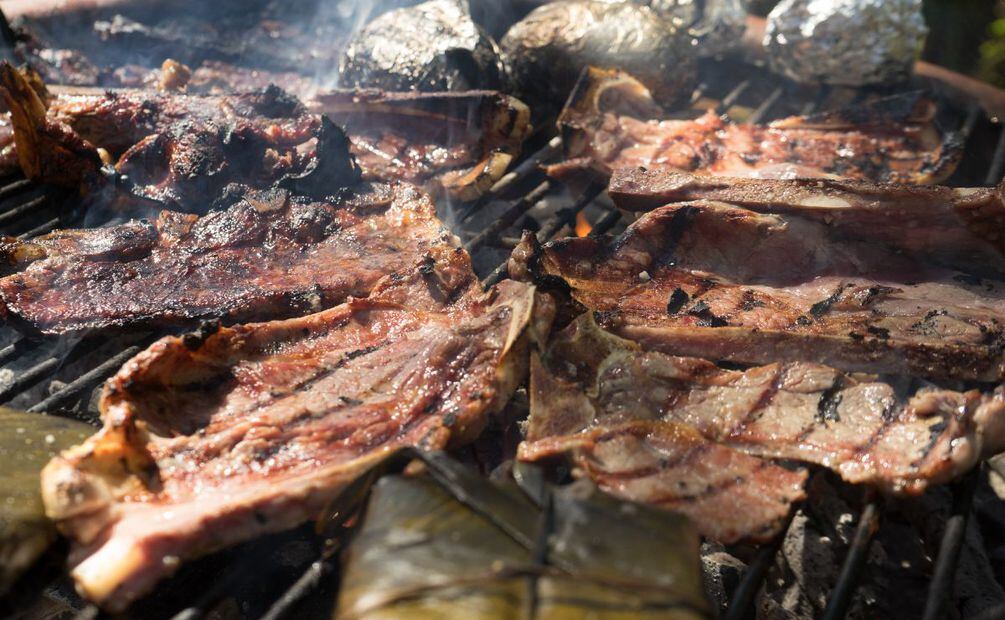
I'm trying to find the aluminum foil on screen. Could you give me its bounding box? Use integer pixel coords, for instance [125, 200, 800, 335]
[764, 0, 928, 86]
[339, 0, 507, 92]
[647, 0, 748, 56]
[500, 1, 697, 114]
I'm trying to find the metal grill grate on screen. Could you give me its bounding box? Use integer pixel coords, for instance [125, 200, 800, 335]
[1, 62, 1003, 620]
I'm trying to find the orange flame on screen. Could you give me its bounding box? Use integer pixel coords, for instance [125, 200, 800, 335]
[575, 212, 592, 237]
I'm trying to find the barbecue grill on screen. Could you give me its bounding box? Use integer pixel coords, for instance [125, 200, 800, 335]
[1, 4, 1005, 620]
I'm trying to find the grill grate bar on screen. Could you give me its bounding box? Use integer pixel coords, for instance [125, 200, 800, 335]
[27, 345, 145, 414]
[0, 178, 33, 201]
[986, 130, 1005, 185]
[689, 82, 709, 105]
[960, 104, 983, 141]
[260, 560, 335, 620]
[534, 184, 604, 241]
[0, 337, 31, 366]
[465, 180, 552, 253]
[0, 356, 61, 404]
[0, 195, 48, 227]
[460, 138, 561, 223]
[19, 217, 62, 239]
[587, 208, 622, 237]
[720, 80, 751, 111]
[723, 517, 792, 620]
[922, 469, 980, 620]
[746, 87, 785, 125]
[821, 500, 881, 620]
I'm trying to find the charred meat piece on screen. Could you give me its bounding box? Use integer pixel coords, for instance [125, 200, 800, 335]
[550, 68, 962, 185]
[521, 317, 1005, 540]
[0, 64, 106, 195]
[0, 63, 323, 209]
[0, 182, 459, 335]
[2, 65, 529, 204]
[501, 1, 697, 116]
[41, 257, 535, 611]
[312, 88, 530, 201]
[339, 0, 507, 93]
[609, 169, 1005, 278]
[510, 200, 1005, 381]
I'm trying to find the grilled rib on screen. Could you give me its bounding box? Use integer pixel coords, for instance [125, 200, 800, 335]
[549, 68, 962, 186]
[510, 200, 1005, 381]
[0, 64, 530, 206]
[0, 182, 458, 335]
[520, 316, 1005, 541]
[41, 253, 535, 611]
[609, 169, 1005, 278]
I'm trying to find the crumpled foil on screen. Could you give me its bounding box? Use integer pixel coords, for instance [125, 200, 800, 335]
[648, 0, 749, 56]
[339, 0, 507, 92]
[764, 0, 928, 86]
[501, 1, 697, 113]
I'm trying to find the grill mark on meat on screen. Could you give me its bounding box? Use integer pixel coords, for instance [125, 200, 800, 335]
[727, 369, 783, 439]
[0, 183, 458, 335]
[809, 284, 850, 319]
[550, 71, 962, 187]
[521, 314, 1004, 545]
[41, 263, 535, 611]
[816, 376, 846, 424]
[513, 200, 1005, 381]
[647, 461, 771, 504]
[685, 300, 729, 328]
[847, 399, 901, 462]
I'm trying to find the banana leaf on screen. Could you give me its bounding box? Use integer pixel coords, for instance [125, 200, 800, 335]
[332, 451, 711, 619]
[0, 408, 93, 595]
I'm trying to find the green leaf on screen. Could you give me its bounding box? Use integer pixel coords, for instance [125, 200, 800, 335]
[332, 452, 711, 619]
[0, 409, 93, 595]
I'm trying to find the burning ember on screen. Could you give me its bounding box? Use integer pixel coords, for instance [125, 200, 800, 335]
[0, 1, 1003, 619]
[574, 210, 592, 236]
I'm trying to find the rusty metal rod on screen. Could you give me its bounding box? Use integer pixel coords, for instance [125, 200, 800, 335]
[821, 499, 881, 620]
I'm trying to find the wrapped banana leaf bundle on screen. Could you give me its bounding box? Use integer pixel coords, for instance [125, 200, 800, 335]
[0, 409, 93, 595]
[332, 451, 711, 619]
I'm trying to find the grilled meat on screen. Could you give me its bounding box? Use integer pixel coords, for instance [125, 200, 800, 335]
[339, 0, 507, 93]
[0, 63, 322, 210]
[500, 1, 697, 116]
[520, 316, 1005, 540]
[41, 254, 535, 611]
[0, 64, 529, 205]
[510, 200, 1005, 381]
[522, 317, 807, 544]
[550, 68, 962, 185]
[0, 181, 458, 335]
[312, 89, 530, 201]
[609, 168, 1005, 278]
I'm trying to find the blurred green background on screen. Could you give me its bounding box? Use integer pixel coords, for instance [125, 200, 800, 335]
[749, 0, 1005, 87]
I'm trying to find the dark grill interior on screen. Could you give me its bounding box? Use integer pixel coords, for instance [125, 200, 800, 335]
[2, 53, 1005, 619]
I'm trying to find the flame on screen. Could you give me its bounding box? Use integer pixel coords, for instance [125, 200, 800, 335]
[575, 212, 592, 237]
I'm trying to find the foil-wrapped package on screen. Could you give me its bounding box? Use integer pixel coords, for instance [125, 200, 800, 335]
[339, 0, 507, 92]
[647, 0, 749, 56]
[764, 0, 928, 86]
[501, 1, 697, 114]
